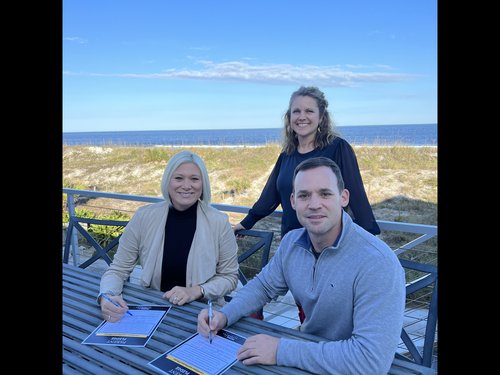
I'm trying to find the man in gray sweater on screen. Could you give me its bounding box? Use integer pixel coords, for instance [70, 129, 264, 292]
[198, 156, 406, 374]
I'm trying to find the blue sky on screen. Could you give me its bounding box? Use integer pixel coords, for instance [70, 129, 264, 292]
[63, 0, 437, 133]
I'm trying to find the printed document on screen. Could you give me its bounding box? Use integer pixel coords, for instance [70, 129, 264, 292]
[83, 305, 170, 347]
[149, 329, 246, 375]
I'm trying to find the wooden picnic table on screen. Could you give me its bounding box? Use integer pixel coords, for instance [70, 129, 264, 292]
[62, 263, 434, 374]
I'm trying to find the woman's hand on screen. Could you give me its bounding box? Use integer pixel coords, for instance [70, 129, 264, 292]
[99, 294, 130, 322]
[232, 222, 246, 238]
[164, 285, 203, 305]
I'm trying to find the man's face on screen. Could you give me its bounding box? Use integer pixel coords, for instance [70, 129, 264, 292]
[291, 166, 349, 237]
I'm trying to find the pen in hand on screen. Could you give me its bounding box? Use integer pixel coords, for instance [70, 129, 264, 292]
[208, 299, 213, 344]
[100, 293, 133, 316]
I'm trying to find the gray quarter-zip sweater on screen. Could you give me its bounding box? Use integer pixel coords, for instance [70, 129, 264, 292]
[221, 211, 405, 374]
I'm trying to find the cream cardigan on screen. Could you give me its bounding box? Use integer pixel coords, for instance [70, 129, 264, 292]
[100, 200, 239, 306]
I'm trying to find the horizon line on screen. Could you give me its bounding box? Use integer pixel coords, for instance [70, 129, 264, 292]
[63, 123, 437, 134]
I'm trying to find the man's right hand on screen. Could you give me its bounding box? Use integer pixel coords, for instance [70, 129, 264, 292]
[197, 308, 228, 338]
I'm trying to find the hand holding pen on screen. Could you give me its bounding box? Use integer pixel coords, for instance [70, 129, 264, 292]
[196, 304, 228, 341]
[100, 293, 133, 320]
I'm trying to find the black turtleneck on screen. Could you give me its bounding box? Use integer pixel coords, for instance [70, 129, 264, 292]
[160, 201, 197, 292]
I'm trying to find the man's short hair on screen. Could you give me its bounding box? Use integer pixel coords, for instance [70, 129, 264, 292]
[293, 157, 345, 191]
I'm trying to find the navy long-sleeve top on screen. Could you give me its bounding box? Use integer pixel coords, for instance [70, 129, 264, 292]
[240, 137, 380, 237]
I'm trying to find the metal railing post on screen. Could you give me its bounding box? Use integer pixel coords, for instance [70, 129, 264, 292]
[66, 192, 80, 266]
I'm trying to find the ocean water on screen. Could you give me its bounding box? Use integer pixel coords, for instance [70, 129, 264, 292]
[62, 123, 437, 147]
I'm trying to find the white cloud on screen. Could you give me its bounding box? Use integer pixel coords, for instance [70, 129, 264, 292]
[64, 37, 88, 44]
[64, 60, 418, 87]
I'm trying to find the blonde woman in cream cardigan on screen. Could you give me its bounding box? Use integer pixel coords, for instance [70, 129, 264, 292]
[99, 151, 239, 322]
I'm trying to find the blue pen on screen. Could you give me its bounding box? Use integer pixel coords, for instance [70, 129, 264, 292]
[208, 300, 213, 344]
[100, 293, 133, 316]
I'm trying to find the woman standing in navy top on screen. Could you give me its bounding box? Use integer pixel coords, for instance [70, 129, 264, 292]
[232, 86, 380, 238]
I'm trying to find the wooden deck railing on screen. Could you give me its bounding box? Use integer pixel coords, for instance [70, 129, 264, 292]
[63, 188, 437, 266]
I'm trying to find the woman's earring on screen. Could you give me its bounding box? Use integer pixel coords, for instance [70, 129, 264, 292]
[317, 126, 321, 133]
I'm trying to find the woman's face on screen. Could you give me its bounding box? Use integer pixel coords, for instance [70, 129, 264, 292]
[168, 162, 203, 211]
[290, 95, 321, 139]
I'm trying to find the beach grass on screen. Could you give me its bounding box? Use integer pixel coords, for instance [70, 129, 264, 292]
[63, 143, 436, 223]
